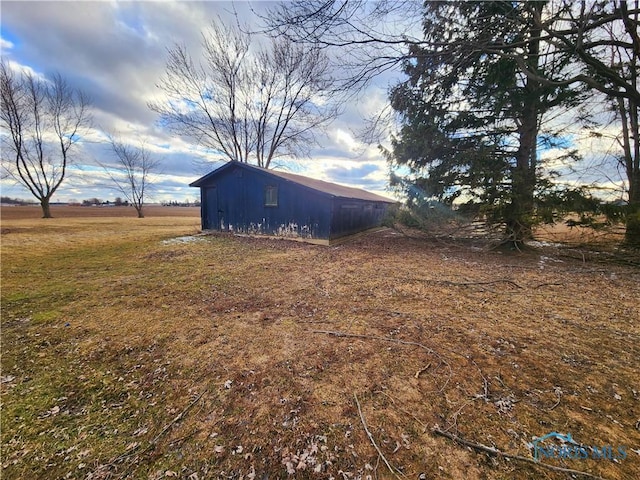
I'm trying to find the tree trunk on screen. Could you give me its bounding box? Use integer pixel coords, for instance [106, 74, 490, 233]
[619, 4, 640, 246]
[508, 141, 536, 246]
[40, 199, 53, 218]
[626, 211, 640, 246]
[136, 206, 144, 218]
[619, 94, 639, 246]
[625, 175, 640, 246]
[505, 2, 542, 249]
[506, 180, 534, 249]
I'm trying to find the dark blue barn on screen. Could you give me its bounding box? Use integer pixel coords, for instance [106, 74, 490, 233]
[190, 161, 395, 244]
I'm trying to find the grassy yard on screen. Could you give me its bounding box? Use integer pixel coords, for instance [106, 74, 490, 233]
[1, 208, 639, 479]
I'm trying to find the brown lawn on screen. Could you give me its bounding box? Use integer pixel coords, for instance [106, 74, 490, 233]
[1, 206, 638, 479]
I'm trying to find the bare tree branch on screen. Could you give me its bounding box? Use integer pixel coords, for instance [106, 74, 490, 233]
[1, 60, 91, 217]
[99, 135, 160, 218]
[149, 18, 339, 169]
[433, 427, 607, 480]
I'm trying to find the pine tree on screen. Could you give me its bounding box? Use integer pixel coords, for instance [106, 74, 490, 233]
[385, 1, 585, 247]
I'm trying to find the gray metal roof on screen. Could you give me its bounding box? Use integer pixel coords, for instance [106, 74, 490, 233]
[191, 161, 396, 203]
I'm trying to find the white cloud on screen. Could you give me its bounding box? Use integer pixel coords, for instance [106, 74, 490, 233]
[3, 59, 45, 81]
[1, 36, 14, 51]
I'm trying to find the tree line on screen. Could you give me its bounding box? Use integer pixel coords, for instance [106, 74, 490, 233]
[0, 196, 36, 205]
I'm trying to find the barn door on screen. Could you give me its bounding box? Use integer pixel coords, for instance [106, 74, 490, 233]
[204, 186, 220, 230]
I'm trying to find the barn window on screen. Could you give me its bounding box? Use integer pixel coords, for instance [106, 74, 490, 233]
[265, 186, 278, 206]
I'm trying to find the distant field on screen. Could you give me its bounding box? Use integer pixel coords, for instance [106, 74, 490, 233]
[534, 221, 626, 246]
[1, 214, 638, 479]
[1, 205, 200, 220]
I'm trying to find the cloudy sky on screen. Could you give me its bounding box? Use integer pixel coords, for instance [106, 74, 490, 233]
[1, 1, 629, 206]
[1, 1, 397, 204]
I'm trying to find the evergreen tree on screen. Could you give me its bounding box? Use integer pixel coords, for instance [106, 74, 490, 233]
[266, 0, 638, 245]
[385, 1, 585, 246]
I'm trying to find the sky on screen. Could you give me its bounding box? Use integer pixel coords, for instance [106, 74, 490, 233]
[0, 1, 397, 204]
[0, 1, 629, 206]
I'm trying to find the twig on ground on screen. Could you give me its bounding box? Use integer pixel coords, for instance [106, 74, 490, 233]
[104, 387, 209, 476]
[432, 427, 607, 480]
[147, 388, 208, 449]
[549, 387, 563, 411]
[437, 279, 524, 289]
[414, 363, 432, 379]
[442, 400, 474, 434]
[312, 330, 452, 391]
[374, 454, 381, 480]
[471, 360, 490, 402]
[533, 282, 565, 289]
[354, 393, 405, 480]
[168, 427, 202, 447]
[374, 390, 428, 431]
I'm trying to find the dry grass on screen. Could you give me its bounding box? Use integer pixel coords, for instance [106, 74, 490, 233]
[534, 221, 626, 247]
[1, 207, 639, 479]
[0, 205, 200, 220]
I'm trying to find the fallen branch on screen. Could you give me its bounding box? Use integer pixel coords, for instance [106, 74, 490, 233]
[432, 427, 607, 480]
[533, 282, 565, 289]
[354, 393, 405, 480]
[437, 279, 524, 289]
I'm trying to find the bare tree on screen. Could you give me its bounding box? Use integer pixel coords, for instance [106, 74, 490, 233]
[101, 137, 159, 218]
[573, 1, 639, 246]
[1, 61, 91, 218]
[601, 1, 640, 245]
[149, 18, 339, 169]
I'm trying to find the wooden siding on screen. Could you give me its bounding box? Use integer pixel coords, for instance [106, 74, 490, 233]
[199, 165, 332, 239]
[193, 162, 393, 242]
[330, 198, 389, 239]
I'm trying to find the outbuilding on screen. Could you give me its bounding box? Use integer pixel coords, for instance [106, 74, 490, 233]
[190, 161, 395, 244]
